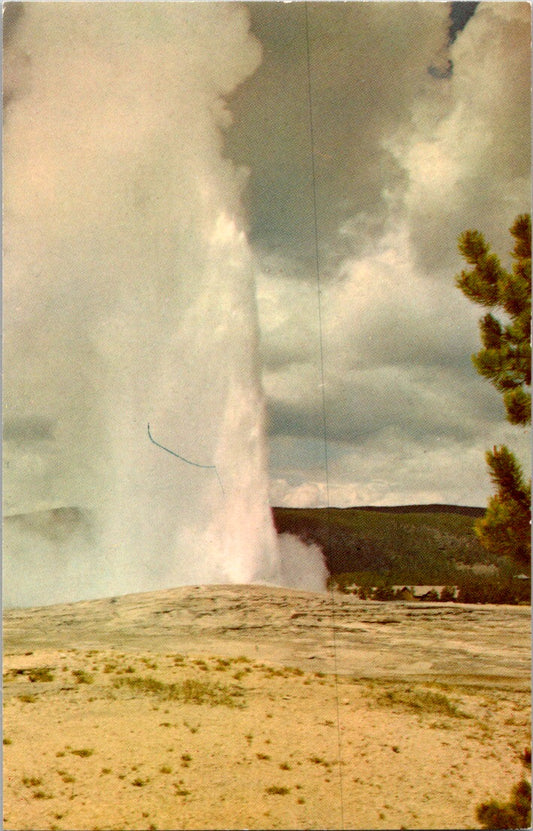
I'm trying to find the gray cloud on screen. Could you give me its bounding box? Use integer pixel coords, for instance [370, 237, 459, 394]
[226, 1, 531, 508]
[228, 2, 451, 268]
[3, 3, 24, 45]
[268, 364, 504, 447]
[395, 3, 531, 275]
[3, 3, 30, 115]
[3, 416, 55, 443]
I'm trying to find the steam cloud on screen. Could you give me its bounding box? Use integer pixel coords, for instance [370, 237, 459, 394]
[3, 4, 327, 607]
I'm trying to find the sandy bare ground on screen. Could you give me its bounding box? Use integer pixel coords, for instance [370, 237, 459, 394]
[3, 585, 531, 830]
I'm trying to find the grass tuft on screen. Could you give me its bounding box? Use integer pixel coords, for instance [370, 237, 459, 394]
[309, 755, 328, 766]
[184, 721, 199, 734]
[22, 776, 42, 787]
[27, 666, 55, 682]
[72, 669, 94, 685]
[265, 785, 290, 795]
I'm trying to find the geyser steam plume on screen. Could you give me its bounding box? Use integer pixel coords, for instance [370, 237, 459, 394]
[3, 4, 327, 608]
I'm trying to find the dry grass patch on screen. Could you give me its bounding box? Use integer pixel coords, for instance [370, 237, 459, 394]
[27, 666, 55, 682]
[22, 776, 42, 788]
[112, 674, 245, 707]
[131, 777, 149, 787]
[366, 681, 470, 719]
[5, 665, 55, 683]
[265, 785, 290, 795]
[33, 789, 54, 800]
[71, 669, 94, 685]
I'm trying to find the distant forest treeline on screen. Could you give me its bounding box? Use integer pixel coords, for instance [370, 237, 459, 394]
[272, 505, 530, 605]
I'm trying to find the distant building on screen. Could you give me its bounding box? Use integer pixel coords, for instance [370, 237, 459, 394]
[409, 586, 458, 601]
[394, 586, 415, 601]
[336, 583, 459, 601]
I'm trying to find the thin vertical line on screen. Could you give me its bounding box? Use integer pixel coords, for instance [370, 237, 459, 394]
[303, 5, 345, 828]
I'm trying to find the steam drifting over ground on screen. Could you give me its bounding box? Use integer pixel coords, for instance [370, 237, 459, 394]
[3, 4, 327, 607]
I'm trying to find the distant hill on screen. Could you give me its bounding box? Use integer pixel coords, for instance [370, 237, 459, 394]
[272, 504, 492, 584]
[336, 504, 485, 517]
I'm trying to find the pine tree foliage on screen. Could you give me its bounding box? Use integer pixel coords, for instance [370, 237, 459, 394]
[456, 214, 531, 425]
[456, 215, 531, 569]
[475, 446, 531, 569]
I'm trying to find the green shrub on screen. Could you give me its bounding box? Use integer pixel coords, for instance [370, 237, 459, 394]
[476, 780, 531, 829]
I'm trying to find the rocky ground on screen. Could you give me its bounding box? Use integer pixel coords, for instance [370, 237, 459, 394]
[3, 585, 531, 830]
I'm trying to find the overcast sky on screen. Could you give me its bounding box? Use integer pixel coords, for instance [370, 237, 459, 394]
[4, 0, 531, 524]
[231, 0, 531, 508]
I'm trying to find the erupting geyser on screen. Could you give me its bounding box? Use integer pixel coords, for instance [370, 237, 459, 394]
[3, 4, 326, 608]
